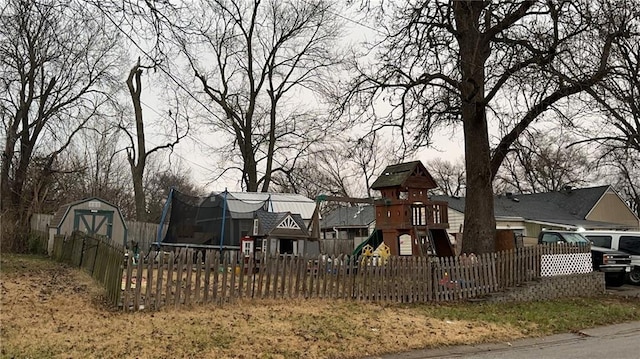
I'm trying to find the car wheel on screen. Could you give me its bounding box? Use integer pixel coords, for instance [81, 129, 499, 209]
[605, 273, 626, 287]
[628, 268, 640, 286]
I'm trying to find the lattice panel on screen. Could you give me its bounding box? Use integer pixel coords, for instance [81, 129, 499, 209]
[541, 253, 592, 277]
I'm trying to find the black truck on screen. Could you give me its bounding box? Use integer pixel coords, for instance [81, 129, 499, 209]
[538, 230, 631, 287]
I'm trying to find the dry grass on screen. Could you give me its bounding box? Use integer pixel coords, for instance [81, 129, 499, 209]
[1, 254, 638, 359]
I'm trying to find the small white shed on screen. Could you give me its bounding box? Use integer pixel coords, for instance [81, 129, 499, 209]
[48, 197, 128, 253]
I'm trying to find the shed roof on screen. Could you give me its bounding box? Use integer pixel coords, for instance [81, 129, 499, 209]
[50, 197, 126, 228]
[370, 161, 437, 190]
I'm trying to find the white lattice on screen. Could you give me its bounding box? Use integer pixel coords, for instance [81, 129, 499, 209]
[541, 253, 592, 276]
[276, 215, 300, 230]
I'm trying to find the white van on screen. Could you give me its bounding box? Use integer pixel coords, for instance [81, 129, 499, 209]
[582, 231, 640, 285]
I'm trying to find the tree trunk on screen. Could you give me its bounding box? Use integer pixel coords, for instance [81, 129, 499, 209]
[127, 63, 148, 222]
[132, 164, 146, 222]
[455, 1, 496, 254]
[245, 156, 258, 192]
[243, 121, 259, 191]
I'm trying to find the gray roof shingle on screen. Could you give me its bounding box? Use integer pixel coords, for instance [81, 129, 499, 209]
[320, 206, 375, 229]
[433, 186, 611, 224]
[255, 210, 309, 236]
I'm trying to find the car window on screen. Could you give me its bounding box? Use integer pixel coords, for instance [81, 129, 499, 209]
[619, 236, 640, 255]
[562, 233, 590, 244]
[541, 233, 562, 243]
[585, 235, 612, 248]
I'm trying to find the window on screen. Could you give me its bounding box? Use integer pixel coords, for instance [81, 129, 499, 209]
[242, 240, 253, 256]
[560, 233, 590, 244]
[540, 233, 562, 244]
[398, 234, 412, 256]
[620, 236, 640, 255]
[411, 205, 426, 226]
[585, 235, 612, 248]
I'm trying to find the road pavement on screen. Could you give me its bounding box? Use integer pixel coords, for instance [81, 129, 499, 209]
[605, 283, 640, 299]
[366, 284, 640, 359]
[368, 321, 640, 359]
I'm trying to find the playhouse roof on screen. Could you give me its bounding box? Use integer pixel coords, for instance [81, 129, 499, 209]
[370, 161, 437, 190]
[255, 210, 310, 238]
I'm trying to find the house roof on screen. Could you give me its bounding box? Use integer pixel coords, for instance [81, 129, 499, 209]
[320, 205, 375, 229]
[370, 161, 437, 190]
[433, 185, 632, 229]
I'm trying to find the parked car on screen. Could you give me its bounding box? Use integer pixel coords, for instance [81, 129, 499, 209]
[581, 231, 640, 285]
[537, 230, 631, 287]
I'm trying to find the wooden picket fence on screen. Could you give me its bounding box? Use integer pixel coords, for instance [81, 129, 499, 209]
[120, 243, 591, 311]
[45, 234, 591, 311]
[51, 232, 124, 307]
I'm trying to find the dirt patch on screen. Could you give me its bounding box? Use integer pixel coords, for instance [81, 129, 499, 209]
[0, 255, 532, 358]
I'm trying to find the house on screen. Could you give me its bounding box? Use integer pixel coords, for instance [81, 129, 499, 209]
[160, 190, 319, 255]
[319, 205, 376, 253]
[434, 185, 640, 245]
[369, 161, 454, 256]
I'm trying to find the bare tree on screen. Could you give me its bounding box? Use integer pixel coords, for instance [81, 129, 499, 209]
[271, 146, 356, 199]
[340, 0, 634, 253]
[145, 164, 205, 222]
[426, 158, 466, 197]
[582, 24, 640, 154]
[346, 133, 397, 198]
[177, 0, 345, 192]
[122, 59, 189, 221]
[601, 150, 640, 217]
[270, 132, 397, 201]
[570, 21, 640, 216]
[74, 125, 135, 218]
[42, 145, 137, 220]
[0, 0, 118, 252]
[493, 129, 594, 194]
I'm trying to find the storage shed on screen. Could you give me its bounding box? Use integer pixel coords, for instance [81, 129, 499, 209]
[47, 197, 128, 253]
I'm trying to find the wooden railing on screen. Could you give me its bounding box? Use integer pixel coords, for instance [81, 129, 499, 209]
[426, 200, 449, 228]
